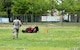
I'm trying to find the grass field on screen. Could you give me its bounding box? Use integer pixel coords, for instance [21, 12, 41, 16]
[0, 23, 80, 50]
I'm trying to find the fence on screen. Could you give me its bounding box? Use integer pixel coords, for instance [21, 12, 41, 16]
[0, 14, 41, 23]
[0, 14, 80, 23]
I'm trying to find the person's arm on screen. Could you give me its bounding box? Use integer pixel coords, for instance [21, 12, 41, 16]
[19, 20, 22, 27]
[13, 20, 14, 25]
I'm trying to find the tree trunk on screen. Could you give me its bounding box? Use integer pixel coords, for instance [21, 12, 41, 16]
[51, 8, 54, 16]
[60, 15, 63, 25]
[7, 14, 10, 22]
[68, 14, 69, 22]
[70, 14, 74, 22]
[7, 9, 11, 22]
[60, 10, 64, 25]
[77, 14, 79, 23]
[31, 14, 33, 22]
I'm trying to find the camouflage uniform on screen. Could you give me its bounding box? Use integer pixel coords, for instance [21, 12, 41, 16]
[13, 19, 21, 39]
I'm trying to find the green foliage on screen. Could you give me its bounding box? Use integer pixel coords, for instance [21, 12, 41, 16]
[0, 0, 7, 15]
[11, 0, 28, 14]
[0, 0, 80, 15]
[0, 0, 4, 11]
[0, 12, 7, 16]
[54, 0, 80, 14]
[0, 0, 12, 16]
[4, 0, 13, 9]
[11, 0, 52, 14]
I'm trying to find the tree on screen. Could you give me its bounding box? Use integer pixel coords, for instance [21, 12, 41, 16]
[0, 0, 7, 16]
[54, 0, 80, 23]
[0, 0, 4, 11]
[63, 0, 80, 22]
[11, 0, 52, 14]
[3, 0, 13, 21]
[11, 0, 52, 22]
[53, 0, 64, 25]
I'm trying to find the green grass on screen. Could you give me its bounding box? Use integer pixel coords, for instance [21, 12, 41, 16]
[0, 23, 80, 50]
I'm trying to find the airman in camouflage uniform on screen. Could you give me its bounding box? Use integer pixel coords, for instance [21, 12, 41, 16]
[13, 17, 22, 39]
